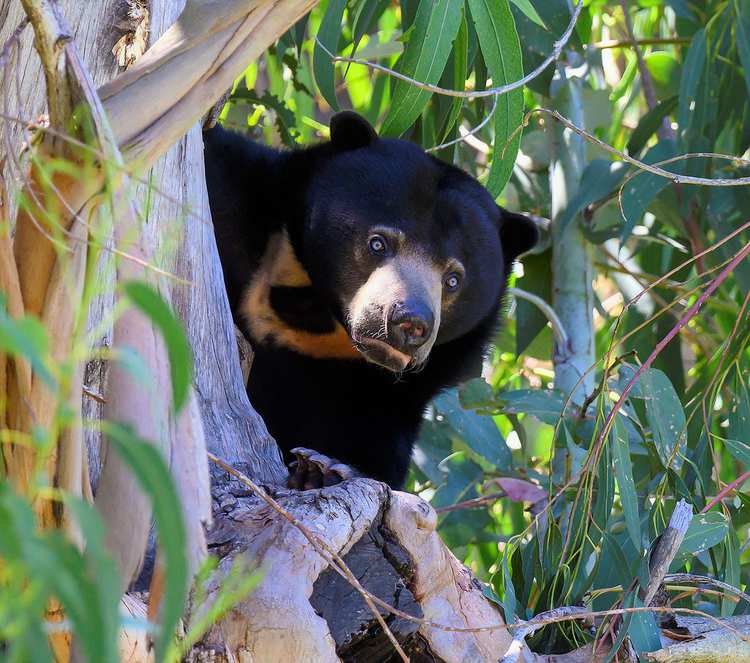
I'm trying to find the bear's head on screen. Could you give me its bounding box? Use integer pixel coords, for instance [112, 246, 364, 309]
[297, 111, 538, 373]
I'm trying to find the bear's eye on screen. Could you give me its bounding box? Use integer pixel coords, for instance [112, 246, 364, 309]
[444, 272, 462, 292]
[368, 235, 388, 256]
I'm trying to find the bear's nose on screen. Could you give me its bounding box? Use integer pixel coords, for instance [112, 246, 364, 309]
[388, 301, 434, 350]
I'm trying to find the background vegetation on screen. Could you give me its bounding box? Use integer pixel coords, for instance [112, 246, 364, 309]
[2, 0, 750, 660]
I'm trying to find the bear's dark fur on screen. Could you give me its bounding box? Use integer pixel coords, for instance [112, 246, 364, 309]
[203, 112, 537, 488]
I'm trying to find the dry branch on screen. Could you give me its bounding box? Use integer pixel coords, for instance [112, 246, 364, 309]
[641, 500, 692, 607]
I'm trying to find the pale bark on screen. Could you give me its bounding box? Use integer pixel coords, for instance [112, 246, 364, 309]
[548, 56, 595, 402]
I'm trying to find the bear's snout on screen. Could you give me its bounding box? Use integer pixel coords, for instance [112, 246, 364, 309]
[387, 300, 434, 350]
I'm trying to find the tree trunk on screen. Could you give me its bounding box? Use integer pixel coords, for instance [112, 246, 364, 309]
[548, 56, 595, 402]
[1, 2, 527, 660]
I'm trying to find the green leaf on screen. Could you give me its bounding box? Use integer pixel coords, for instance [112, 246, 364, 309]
[629, 596, 662, 655]
[558, 160, 628, 234]
[500, 544, 518, 622]
[673, 512, 729, 567]
[458, 377, 495, 410]
[728, 371, 750, 467]
[725, 438, 750, 467]
[612, 418, 641, 552]
[438, 14, 469, 144]
[639, 369, 687, 472]
[104, 422, 188, 660]
[468, 0, 524, 196]
[380, 0, 464, 136]
[644, 52, 681, 100]
[413, 419, 454, 485]
[677, 28, 706, 143]
[0, 485, 121, 663]
[736, 1, 750, 100]
[0, 300, 56, 389]
[122, 281, 193, 412]
[495, 389, 566, 425]
[592, 443, 614, 536]
[231, 89, 300, 146]
[509, 0, 545, 28]
[626, 96, 678, 156]
[433, 389, 512, 467]
[603, 589, 638, 663]
[510, 0, 573, 95]
[61, 497, 121, 662]
[722, 530, 740, 616]
[351, 0, 390, 57]
[313, 0, 347, 111]
[620, 140, 677, 242]
[515, 250, 552, 356]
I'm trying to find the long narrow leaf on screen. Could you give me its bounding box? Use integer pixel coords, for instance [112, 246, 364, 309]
[104, 423, 188, 660]
[467, 0, 524, 196]
[313, 0, 348, 111]
[380, 0, 464, 136]
[122, 281, 193, 412]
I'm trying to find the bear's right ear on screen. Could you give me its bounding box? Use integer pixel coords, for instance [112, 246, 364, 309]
[330, 111, 378, 151]
[498, 208, 540, 263]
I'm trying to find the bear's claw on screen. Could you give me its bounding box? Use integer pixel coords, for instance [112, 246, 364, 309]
[288, 447, 359, 490]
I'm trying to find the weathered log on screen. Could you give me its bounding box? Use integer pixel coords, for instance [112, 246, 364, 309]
[190, 473, 522, 662]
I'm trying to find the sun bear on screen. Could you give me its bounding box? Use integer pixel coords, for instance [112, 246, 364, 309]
[203, 111, 537, 489]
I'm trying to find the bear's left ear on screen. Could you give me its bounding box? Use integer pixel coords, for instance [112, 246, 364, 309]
[330, 111, 378, 151]
[498, 208, 540, 263]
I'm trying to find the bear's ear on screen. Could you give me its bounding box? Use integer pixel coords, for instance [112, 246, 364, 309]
[498, 208, 540, 263]
[330, 111, 378, 150]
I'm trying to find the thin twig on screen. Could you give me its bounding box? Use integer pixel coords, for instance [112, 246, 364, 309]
[664, 574, 750, 607]
[593, 37, 691, 49]
[316, 0, 583, 100]
[532, 108, 750, 187]
[590, 239, 750, 472]
[425, 95, 498, 153]
[700, 469, 750, 513]
[82, 386, 106, 404]
[434, 491, 506, 514]
[501, 606, 590, 663]
[508, 287, 570, 349]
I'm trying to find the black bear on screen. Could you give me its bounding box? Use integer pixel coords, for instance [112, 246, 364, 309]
[203, 111, 537, 489]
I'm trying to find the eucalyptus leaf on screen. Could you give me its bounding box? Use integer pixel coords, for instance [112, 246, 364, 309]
[737, 1, 750, 100]
[495, 389, 567, 425]
[612, 418, 641, 552]
[558, 160, 628, 234]
[509, 0, 545, 28]
[673, 512, 729, 567]
[380, 0, 464, 136]
[433, 389, 512, 467]
[468, 0, 524, 196]
[123, 281, 194, 413]
[312, 0, 347, 111]
[104, 423, 188, 660]
[638, 369, 687, 472]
